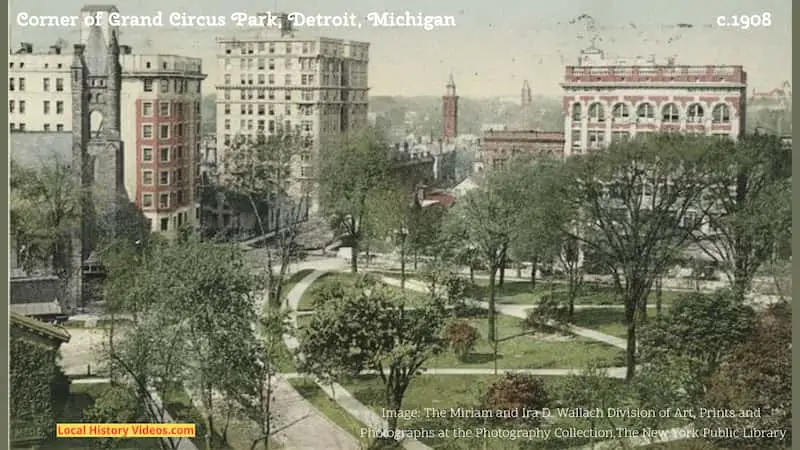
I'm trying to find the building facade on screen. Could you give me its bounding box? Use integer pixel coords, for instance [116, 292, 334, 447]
[8, 6, 206, 237]
[214, 15, 369, 177]
[478, 129, 565, 170]
[561, 48, 747, 157]
[442, 75, 458, 140]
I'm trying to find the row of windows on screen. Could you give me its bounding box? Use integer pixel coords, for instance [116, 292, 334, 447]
[223, 103, 315, 118]
[220, 90, 317, 105]
[224, 118, 313, 132]
[224, 41, 317, 56]
[142, 145, 189, 163]
[9, 100, 65, 114]
[223, 73, 319, 86]
[10, 62, 64, 69]
[569, 129, 731, 152]
[141, 101, 199, 117]
[151, 209, 197, 232]
[142, 168, 191, 186]
[141, 123, 200, 140]
[142, 78, 200, 94]
[222, 131, 314, 148]
[9, 123, 67, 131]
[141, 190, 189, 210]
[9, 77, 65, 92]
[572, 102, 733, 124]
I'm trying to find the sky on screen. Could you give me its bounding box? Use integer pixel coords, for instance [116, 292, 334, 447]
[9, 0, 792, 98]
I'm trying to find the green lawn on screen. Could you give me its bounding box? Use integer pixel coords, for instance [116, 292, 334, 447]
[340, 374, 685, 450]
[471, 280, 684, 307]
[288, 378, 371, 447]
[297, 272, 434, 311]
[569, 308, 664, 338]
[428, 314, 624, 369]
[34, 383, 162, 450]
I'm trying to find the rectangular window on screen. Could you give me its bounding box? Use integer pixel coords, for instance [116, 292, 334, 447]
[224, 104, 231, 114]
[143, 170, 154, 185]
[18, 123, 25, 131]
[143, 147, 153, 161]
[160, 217, 169, 230]
[56, 124, 64, 131]
[224, 74, 231, 85]
[144, 79, 153, 92]
[55, 78, 63, 92]
[160, 147, 170, 162]
[160, 171, 169, 185]
[143, 102, 153, 117]
[9, 100, 14, 113]
[142, 194, 153, 207]
[19, 101, 25, 114]
[159, 102, 170, 117]
[43, 78, 50, 92]
[56, 101, 64, 114]
[9, 78, 14, 91]
[159, 124, 169, 139]
[588, 131, 605, 149]
[43, 124, 51, 132]
[143, 125, 153, 139]
[224, 119, 231, 130]
[268, 74, 275, 85]
[160, 80, 169, 93]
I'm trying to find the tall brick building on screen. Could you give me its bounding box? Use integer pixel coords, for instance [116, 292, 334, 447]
[442, 74, 458, 140]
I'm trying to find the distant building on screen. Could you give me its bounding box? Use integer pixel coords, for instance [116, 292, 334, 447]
[561, 46, 747, 156]
[442, 74, 458, 140]
[749, 84, 791, 111]
[478, 129, 565, 170]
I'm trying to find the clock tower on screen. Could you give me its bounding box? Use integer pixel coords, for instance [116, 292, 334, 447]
[68, 5, 126, 309]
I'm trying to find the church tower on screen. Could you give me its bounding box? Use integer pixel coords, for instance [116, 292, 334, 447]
[68, 5, 126, 309]
[521, 80, 533, 127]
[442, 74, 458, 140]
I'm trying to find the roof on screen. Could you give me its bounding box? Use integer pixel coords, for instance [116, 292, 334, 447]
[10, 132, 72, 168]
[10, 311, 71, 343]
[423, 193, 456, 208]
[10, 301, 64, 317]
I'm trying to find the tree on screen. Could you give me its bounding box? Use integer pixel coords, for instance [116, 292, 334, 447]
[554, 134, 725, 380]
[638, 289, 756, 402]
[482, 374, 549, 426]
[559, 235, 583, 319]
[443, 320, 480, 361]
[695, 133, 791, 297]
[298, 276, 447, 436]
[559, 365, 623, 445]
[84, 385, 143, 450]
[222, 124, 312, 309]
[368, 184, 415, 288]
[318, 127, 395, 273]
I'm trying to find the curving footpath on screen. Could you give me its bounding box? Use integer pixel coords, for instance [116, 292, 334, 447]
[281, 260, 693, 450]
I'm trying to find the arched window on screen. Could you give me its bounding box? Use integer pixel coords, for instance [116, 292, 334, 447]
[612, 103, 629, 119]
[661, 103, 680, 123]
[571, 102, 582, 121]
[687, 104, 704, 123]
[712, 104, 731, 123]
[636, 103, 655, 119]
[588, 102, 605, 122]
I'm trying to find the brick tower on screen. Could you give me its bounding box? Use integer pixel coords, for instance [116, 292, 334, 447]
[68, 5, 126, 310]
[442, 74, 458, 140]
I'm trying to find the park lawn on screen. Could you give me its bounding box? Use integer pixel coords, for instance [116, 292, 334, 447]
[573, 283, 684, 307]
[340, 374, 685, 450]
[288, 378, 371, 447]
[428, 314, 625, 370]
[36, 383, 162, 450]
[471, 280, 560, 305]
[570, 308, 659, 338]
[296, 272, 354, 311]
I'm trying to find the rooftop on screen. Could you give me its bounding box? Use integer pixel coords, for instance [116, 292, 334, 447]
[10, 311, 71, 343]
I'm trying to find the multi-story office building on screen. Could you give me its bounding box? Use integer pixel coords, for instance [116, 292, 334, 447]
[561, 47, 747, 157]
[214, 14, 369, 211]
[8, 5, 206, 236]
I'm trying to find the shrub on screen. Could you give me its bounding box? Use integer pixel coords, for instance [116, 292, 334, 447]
[482, 373, 550, 425]
[443, 320, 480, 361]
[522, 294, 570, 333]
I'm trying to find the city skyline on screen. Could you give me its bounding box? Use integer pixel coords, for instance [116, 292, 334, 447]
[9, 0, 792, 98]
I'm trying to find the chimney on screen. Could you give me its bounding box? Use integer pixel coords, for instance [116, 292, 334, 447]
[73, 44, 85, 56]
[279, 13, 294, 36]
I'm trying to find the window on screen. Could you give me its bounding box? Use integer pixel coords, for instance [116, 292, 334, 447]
[570, 130, 581, 150]
[661, 103, 680, 123]
[285, 43, 292, 53]
[55, 78, 63, 91]
[159, 124, 170, 139]
[43, 124, 51, 131]
[285, 74, 292, 85]
[160, 147, 170, 162]
[159, 102, 170, 117]
[143, 170, 154, 185]
[285, 90, 292, 101]
[19, 101, 25, 114]
[56, 101, 64, 114]
[268, 90, 275, 100]
[224, 103, 231, 114]
[636, 103, 655, 119]
[687, 104, 704, 123]
[611, 131, 631, 142]
[144, 79, 154, 92]
[301, 120, 312, 132]
[268, 74, 275, 85]
[712, 104, 731, 123]
[9, 100, 14, 113]
[9, 78, 14, 91]
[18, 123, 25, 131]
[257, 89, 265, 99]
[612, 103, 629, 120]
[588, 131, 605, 149]
[143, 125, 153, 138]
[143, 102, 153, 116]
[56, 124, 64, 131]
[258, 74, 265, 85]
[42, 101, 51, 114]
[224, 134, 231, 145]
[224, 90, 231, 100]
[43, 78, 50, 91]
[160, 216, 169, 230]
[269, 105, 275, 116]
[224, 119, 231, 130]
[143, 147, 153, 161]
[268, 59, 275, 70]
[160, 80, 169, 93]
[160, 171, 169, 185]
[142, 194, 153, 207]
[268, 43, 275, 54]
[224, 74, 231, 85]
[9, 123, 15, 131]
[588, 102, 604, 122]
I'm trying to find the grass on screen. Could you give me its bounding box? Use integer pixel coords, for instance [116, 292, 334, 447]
[428, 314, 624, 369]
[297, 272, 434, 311]
[340, 374, 686, 450]
[570, 308, 663, 338]
[288, 378, 371, 447]
[471, 280, 685, 307]
[34, 383, 162, 450]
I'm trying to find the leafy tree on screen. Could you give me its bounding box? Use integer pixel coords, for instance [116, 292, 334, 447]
[695, 133, 791, 297]
[560, 365, 623, 445]
[368, 184, 416, 288]
[700, 301, 791, 448]
[318, 128, 395, 273]
[221, 124, 312, 308]
[559, 235, 583, 318]
[84, 384, 142, 450]
[482, 374, 549, 425]
[298, 276, 447, 435]
[638, 289, 756, 402]
[443, 320, 480, 361]
[553, 134, 725, 380]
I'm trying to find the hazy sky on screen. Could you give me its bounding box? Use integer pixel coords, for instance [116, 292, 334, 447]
[9, 0, 792, 97]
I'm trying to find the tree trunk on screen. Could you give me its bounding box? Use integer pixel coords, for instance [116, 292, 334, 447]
[655, 277, 663, 319]
[488, 268, 497, 342]
[567, 271, 576, 320]
[203, 387, 214, 450]
[529, 256, 538, 289]
[516, 264, 522, 278]
[400, 239, 406, 290]
[413, 250, 418, 270]
[498, 254, 506, 287]
[624, 299, 637, 381]
[365, 245, 371, 268]
[350, 240, 359, 273]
